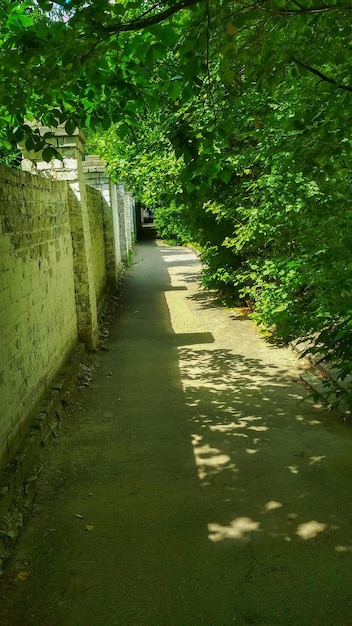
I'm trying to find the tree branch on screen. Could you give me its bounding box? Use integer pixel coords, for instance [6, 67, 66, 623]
[266, 2, 352, 15]
[133, 1, 169, 22]
[101, 0, 206, 33]
[292, 57, 352, 93]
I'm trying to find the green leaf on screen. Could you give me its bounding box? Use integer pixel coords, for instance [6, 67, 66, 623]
[183, 147, 193, 165]
[12, 126, 25, 142]
[101, 115, 111, 131]
[223, 69, 235, 84]
[65, 119, 77, 135]
[37, 0, 53, 10]
[148, 42, 167, 62]
[168, 82, 181, 101]
[42, 146, 55, 162]
[25, 136, 35, 151]
[161, 26, 178, 47]
[117, 123, 130, 139]
[220, 169, 232, 183]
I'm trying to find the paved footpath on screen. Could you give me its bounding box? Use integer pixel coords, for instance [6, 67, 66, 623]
[1, 240, 352, 626]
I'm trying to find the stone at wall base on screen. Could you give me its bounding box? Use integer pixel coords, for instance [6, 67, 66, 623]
[0, 278, 126, 574]
[0, 341, 85, 572]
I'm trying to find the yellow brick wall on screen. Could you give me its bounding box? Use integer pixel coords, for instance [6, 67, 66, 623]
[0, 165, 78, 468]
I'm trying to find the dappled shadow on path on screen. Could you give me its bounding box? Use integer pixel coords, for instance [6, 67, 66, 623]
[159, 240, 352, 624]
[158, 241, 352, 554]
[178, 335, 352, 619]
[178, 344, 352, 553]
[186, 289, 221, 308]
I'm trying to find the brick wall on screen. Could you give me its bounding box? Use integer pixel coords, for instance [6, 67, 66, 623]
[0, 165, 77, 468]
[0, 137, 139, 543]
[0, 134, 137, 478]
[83, 156, 122, 286]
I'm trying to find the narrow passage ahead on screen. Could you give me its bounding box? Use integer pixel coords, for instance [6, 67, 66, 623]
[2, 240, 352, 625]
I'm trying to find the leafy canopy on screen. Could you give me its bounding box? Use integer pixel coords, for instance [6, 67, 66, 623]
[0, 0, 209, 158]
[90, 0, 352, 410]
[2, 0, 352, 410]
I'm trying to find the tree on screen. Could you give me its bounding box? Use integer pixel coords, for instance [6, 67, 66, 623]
[0, 0, 211, 157]
[2, 0, 352, 410]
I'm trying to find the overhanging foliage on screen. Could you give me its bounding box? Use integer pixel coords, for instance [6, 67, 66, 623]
[1, 0, 352, 410]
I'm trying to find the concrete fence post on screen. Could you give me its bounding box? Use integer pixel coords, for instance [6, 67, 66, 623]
[125, 191, 137, 245]
[116, 183, 130, 264]
[83, 155, 122, 287]
[108, 181, 122, 271]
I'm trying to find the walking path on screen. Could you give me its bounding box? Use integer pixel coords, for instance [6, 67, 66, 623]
[1, 240, 352, 626]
